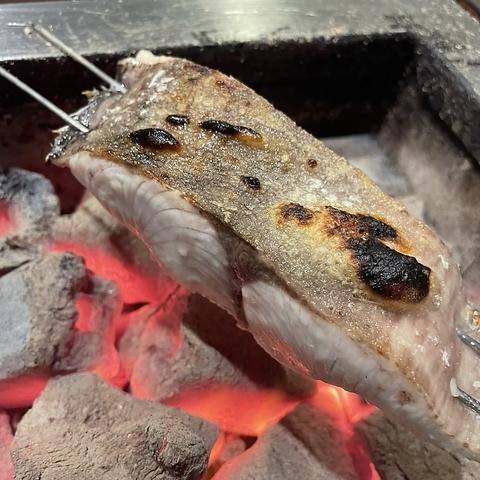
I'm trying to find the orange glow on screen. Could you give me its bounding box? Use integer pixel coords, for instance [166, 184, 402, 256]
[50, 242, 175, 305]
[89, 353, 127, 388]
[0, 202, 14, 238]
[75, 295, 95, 332]
[6, 231, 380, 478]
[164, 386, 300, 436]
[310, 383, 377, 423]
[0, 373, 50, 409]
[74, 294, 127, 388]
[207, 431, 226, 470]
[311, 383, 380, 480]
[0, 410, 13, 480]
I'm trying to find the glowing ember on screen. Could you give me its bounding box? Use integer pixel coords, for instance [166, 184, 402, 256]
[0, 202, 14, 238]
[0, 410, 13, 480]
[205, 432, 249, 478]
[0, 373, 49, 409]
[50, 242, 174, 305]
[75, 295, 95, 332]
[74, 294, 127, 388]
[164, 386, 300, 437]
[1, 198, 380, 478]
[311, 383, 380, 480]
[206, 432, 226, 475]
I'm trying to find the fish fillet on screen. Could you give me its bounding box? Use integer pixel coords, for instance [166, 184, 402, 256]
[51, 51, 480, 459]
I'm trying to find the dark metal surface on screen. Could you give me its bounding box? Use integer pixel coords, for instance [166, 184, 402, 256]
[0, 0, 479, 163]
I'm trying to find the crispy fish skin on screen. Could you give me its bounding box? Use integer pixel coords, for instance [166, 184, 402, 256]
[53, 51, 480, 459]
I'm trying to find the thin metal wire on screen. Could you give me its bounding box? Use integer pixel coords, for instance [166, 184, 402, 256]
[456, 386, 480, 416]
[453, 329, 480, 415]
[457, 328, 480, 356]
[0, 65, 89, 133]
[25, 23, 126, 93]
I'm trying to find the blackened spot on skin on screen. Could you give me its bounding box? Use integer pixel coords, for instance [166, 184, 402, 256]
[166, 114, 190, 126]
[326, 206, 397, 240]
[200, 119, 260, 138]
[241, 175, 261, 190]
[324, 206, 430, 302]
[280, 203, 314, 224]
[307, 159, 318, 168]
[130, 128, 179, 150]
[347, 238, 431, 302]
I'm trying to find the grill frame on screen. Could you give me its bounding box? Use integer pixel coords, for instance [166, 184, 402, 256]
[0, 0, 479, 164]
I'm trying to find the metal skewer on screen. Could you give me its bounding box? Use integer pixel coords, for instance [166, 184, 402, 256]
[457, 328, 480, 356]
[0, 65, 89, 133]
[1, 23, 128, 133]
[455, 386, 480, 416]
[23, 23, 126, 94]
[454, 327, 480, 415]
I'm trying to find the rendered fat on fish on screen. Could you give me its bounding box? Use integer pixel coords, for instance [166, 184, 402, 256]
[51, 51, 480, 459]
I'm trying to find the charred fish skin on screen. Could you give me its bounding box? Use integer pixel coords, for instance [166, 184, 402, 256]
[53, 51, 480, 459]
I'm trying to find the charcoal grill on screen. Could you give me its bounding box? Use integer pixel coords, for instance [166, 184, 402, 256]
[1, 0, 478, 300]
[0, 1, 479, 479]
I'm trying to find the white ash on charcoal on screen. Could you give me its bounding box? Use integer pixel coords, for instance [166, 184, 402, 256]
[0, 252, 87, 381]
[0, 252, 122, 407]
[356, 411, 480, 480]
[378, 82, 480, 275]
[213, 402, 359, 480]
[53, 194, 176, 305]
[0, 409, 13, 480]
[119, 292, 314, 402]
[11, 373, 218, 480]
[0, 168, 59, 274]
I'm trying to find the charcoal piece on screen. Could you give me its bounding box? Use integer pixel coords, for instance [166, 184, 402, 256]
[206, 433, 248, 477]
[118, 304, 161, 380]
[0, 168, 59, 274]
[125, 294, 262, 400]
[11, 373, 218, 480]
[53, 194, 176, 304]
[121, 293, 314, 401]
[356, 411, 480, 479]
[0, 409, 13, 480]
[53, 276, 124, 386]
[0, 252, 87, 381]
[213, 403, 358, 479]
[0, 252, 122, 404]
[215, 434, 247, 466]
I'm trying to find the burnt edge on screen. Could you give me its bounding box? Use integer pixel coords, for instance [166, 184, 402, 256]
[325, 206, 397, 240]
[279, 202, 314, 224]
[240, 175, 261, 190]
[325, 206, 430, 303]
[277, 203, 430, 303]
[130, 128, 180, 150]
[199, 119, 260, 139]
[348, 238, 431, 302]
[166, 114, 190, 126]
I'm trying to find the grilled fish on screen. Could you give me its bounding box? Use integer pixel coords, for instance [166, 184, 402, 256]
[51, 51, 480, 459]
